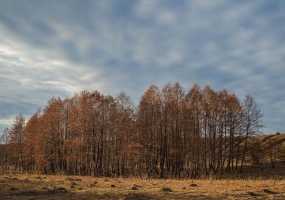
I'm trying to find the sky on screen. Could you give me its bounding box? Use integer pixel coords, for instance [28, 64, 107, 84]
[0, 0, 284, 133]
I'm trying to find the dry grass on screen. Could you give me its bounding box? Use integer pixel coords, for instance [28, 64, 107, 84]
[0, 174, 284, 199]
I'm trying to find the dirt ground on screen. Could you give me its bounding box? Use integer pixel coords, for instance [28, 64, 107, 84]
[0, 175, 284, 200]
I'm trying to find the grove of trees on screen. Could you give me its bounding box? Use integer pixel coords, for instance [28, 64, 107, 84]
[0, 83, 266, 178]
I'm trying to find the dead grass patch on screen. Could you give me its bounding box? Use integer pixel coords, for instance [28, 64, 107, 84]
[0, 175, 285, 200]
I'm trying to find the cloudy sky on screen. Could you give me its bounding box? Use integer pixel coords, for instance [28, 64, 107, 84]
[0, 0, 284, 133]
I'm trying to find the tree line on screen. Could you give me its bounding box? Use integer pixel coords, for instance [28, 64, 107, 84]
[0, 83, 264, 178]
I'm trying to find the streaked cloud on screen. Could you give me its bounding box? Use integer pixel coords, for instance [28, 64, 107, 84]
[0, 0, 284, 133]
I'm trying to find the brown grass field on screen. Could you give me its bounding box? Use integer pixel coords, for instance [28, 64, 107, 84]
[0, 175, 284, 200]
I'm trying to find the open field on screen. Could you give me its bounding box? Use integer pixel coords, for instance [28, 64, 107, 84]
[0, 175, 285, 200]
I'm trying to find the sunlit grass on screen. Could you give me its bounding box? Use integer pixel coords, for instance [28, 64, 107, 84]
[0, 174, 285, 199]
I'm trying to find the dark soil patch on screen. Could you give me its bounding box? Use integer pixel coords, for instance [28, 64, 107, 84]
[247, 191, 263, 197]
[70, 181, 78, 186]
[13, 190, 50, 196]
[52, 187, 68, 193]
[66, 177, 82, 182]
[131, 184, 142, 190]
[124, 193, 157, 200]
[10, 187, 18, 191]
[263, 189, 279, 194]
[89, 181, 98, 187]
[12, 187, 68, 196]
[131, 186, 139, 190]
[161, 187, 173, 192]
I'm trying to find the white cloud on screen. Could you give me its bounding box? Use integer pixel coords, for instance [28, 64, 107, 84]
[0, 117, 14, 126]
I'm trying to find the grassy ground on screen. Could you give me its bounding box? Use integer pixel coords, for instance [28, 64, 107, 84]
[0, 175, 285, 200]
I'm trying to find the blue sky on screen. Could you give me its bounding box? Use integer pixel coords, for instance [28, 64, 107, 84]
[0, 0, 285, 133]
